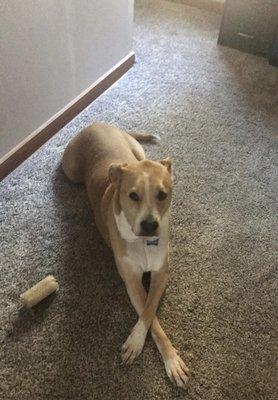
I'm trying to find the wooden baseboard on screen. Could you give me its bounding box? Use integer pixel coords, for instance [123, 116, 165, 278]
[0, 51, 135, 182]
[170, 0, 224, 14]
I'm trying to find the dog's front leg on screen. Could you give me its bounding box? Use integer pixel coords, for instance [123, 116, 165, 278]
[118, 266, 149, 364]
[118, 261, 168, 364]
[119, 264, 189, 388]
[139, 267, 168, 329]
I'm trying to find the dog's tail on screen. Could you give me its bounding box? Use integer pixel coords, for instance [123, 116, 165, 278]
[127, 131, 161, 143]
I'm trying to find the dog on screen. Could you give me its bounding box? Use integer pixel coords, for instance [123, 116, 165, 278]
[62, 123, 189, 388]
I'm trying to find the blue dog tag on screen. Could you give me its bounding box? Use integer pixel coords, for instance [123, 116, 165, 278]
[146, 238, 159, 246]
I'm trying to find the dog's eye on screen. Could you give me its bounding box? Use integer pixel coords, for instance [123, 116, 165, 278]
[129, 192, 140, 201]
[157, 191, 167, 201]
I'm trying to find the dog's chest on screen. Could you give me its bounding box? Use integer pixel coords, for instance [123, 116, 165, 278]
[114, 210, 168, 272]
[123, 240, 167, 272]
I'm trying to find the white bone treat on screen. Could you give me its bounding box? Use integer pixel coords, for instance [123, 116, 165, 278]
[20, 275, 59, 308]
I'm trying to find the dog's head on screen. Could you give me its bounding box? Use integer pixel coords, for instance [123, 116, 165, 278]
[109, 158, 172, 237]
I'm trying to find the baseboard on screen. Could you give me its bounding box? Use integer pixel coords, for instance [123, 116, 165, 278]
[169, 0, 224, 14]
[269, 36, 278, 67]
[0, 51, 135, 182]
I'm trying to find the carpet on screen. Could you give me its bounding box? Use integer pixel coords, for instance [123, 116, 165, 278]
[1, 1, 277, 399]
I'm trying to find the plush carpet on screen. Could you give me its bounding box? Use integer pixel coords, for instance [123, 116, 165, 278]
[1, 1, 277, 399]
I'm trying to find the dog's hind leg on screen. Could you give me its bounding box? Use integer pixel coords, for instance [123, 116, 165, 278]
[122, 131, 146, 161]
[62, 133, 86, 183]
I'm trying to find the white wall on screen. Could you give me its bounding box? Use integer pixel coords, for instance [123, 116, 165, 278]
[0, 0, 133, 158]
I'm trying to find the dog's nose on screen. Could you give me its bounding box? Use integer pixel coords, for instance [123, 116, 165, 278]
[141, 218, 158, 235]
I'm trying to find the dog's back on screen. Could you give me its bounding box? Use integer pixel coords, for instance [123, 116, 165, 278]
[62, 123, 158, 215]
[63, 124, 129, 183]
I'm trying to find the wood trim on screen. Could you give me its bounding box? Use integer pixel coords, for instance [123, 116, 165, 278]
[0, 51, 135, 181]
[170, 0, 224, 14]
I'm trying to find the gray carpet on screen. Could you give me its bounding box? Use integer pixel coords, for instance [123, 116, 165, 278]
[1, 1, 277, 399]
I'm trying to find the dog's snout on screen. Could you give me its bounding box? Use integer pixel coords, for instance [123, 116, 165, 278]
[140, 218, 158, 236]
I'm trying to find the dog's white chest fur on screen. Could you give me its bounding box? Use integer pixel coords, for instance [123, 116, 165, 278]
[115, 211, 168, 272]
[124, 238, 167, 272]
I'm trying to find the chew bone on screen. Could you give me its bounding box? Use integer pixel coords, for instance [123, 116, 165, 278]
[20, 275, 59, 308]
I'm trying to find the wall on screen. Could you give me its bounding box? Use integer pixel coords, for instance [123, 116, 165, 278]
[0, 0, 133, 158]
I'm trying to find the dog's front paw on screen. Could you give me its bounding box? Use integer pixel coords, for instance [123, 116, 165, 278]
[164, 350, 189, 389]
[121, 320, 147, 365]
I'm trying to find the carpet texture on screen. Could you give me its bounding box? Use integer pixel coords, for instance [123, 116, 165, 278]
[1, 1, 277, 399]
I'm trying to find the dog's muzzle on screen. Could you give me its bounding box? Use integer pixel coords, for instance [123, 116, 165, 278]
[140, 217, 159, 236]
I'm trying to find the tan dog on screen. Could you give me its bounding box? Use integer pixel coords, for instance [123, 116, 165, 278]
[62, 123, 189, 388]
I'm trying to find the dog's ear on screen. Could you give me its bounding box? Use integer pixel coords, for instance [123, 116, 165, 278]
[109, 163, 128, 188]
[159, 157, 172, 175]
